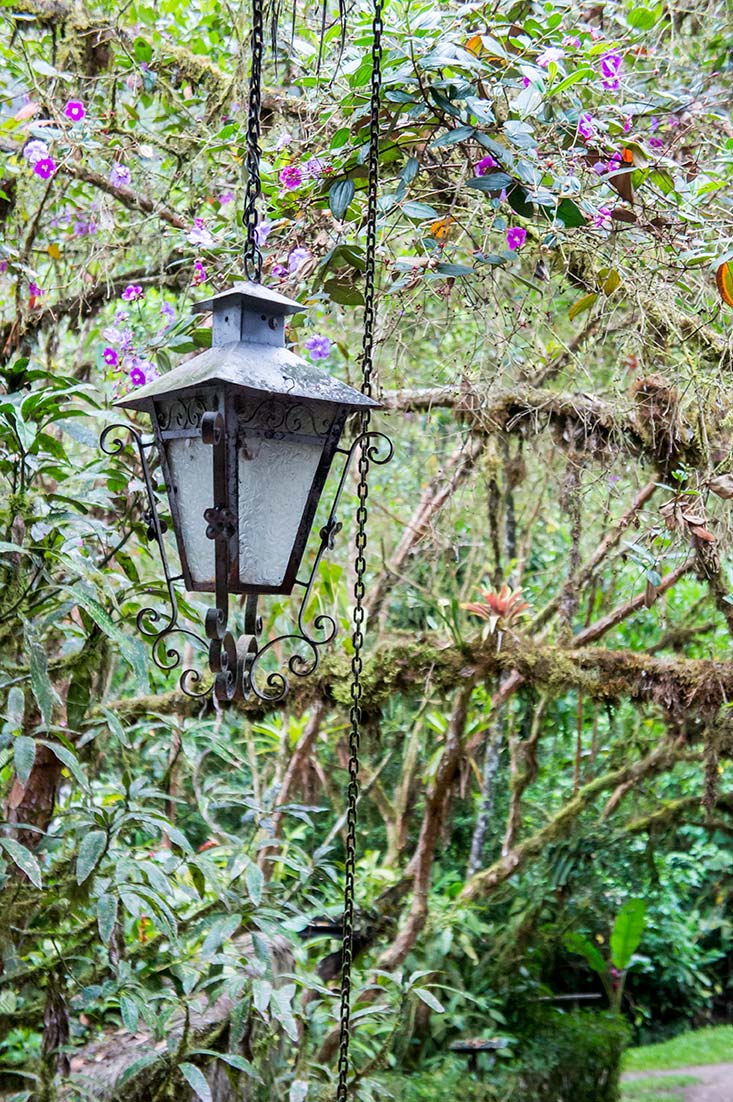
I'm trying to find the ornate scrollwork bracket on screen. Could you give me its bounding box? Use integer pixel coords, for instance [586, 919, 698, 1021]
[101, 420, 392, 704]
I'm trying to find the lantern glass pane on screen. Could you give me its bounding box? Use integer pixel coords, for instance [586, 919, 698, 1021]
[238, 435, 324, 587]
[164, 436, 215, 587]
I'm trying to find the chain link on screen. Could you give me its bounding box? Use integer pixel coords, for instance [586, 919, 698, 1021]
[336, 1, 383, 1099]
[243, 0, 265, 282]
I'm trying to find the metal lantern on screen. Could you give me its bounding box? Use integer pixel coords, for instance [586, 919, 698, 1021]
[102, 282, 390, 703]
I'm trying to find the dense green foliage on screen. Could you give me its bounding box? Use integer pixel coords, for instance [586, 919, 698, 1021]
[2, 0, 733, 1099]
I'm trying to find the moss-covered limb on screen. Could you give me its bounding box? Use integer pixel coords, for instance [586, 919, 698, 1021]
[625, 792, 733, 834]
[460, 737, 684, 901]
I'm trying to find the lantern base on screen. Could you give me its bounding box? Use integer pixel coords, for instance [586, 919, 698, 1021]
[100, 422, 392, 704]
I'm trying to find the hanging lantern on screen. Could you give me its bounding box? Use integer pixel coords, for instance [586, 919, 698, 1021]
[102, 282, 389, 703]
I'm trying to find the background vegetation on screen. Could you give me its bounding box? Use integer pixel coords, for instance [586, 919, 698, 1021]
[1, 0, 733, 1098]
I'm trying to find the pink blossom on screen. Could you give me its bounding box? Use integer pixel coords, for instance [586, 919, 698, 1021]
[475, 154, 498, 176]
[279, 164, 302, 190]
[192, 259, 207, 286]
[599, 51, 622, 90]
[537, 47, 565, 68]
[623, 116, 633, 134]
[121, 284, 143, 301]
[109, 163, 131, 188]
[64, 100, 86, 122]
[34, 157, 56, 180]
[187, 218, 214, 247]
[23, 140, 49, 165]
[28, 281, 43, 297]
[522, 76, 531, 88]
[577, 113, 595, 140]
[506, 227, 527, 251]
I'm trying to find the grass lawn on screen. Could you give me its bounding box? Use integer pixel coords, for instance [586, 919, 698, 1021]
[621, 1075, 699, 1102]
[623, 1024, 733, 1072]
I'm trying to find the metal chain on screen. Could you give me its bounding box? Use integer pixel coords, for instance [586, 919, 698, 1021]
[243, 0, 265, 282]
[336, 1, 383, 1099]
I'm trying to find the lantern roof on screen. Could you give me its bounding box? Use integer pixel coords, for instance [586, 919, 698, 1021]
[191, 280, 304, 317]
[115, 342, 379, 413]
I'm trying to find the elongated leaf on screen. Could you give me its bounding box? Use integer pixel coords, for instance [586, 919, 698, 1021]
[402, 200, 440, 220]
[466, 172, 514, 192]
[610, 899, 646, 971]
[118, 1052, 158, 1086]
[97, 894, 118, 944]
[716, 260, 733, 307]
[569, 292, 598, 320]
[70, 587, 148, 686]
[414, 988, 445, 1013]
[120, 995, 140, 1033]
[0, 837, 42, 888]
[39, 740, 87, 790]
[23, 619, 60, 727]
[430, 125, 474, 149]
[564, 931, 606, 975]
[76, 830, 107, 884]
[179, 1063, 212, 1102]
[3, 686, 24, 737]
[328, 179, 354, 220]
[245, 862, 264, 906]
[14, 736, 35, 785]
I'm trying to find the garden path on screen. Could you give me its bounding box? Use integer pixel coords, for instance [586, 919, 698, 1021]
[624, 1063, 733, 1101]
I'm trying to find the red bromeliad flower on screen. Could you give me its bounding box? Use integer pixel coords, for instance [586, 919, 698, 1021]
[462, 585, 529, 632]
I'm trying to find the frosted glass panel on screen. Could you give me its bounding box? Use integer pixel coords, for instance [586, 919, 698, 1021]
[165, 437, 215, 587]
[238, 436, 323, 587]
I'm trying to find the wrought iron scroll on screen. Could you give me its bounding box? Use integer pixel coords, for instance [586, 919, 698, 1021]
[100, 423, 211, 696]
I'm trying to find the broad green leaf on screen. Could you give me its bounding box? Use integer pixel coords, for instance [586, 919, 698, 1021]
[23, 619, 60, 727]
[569, 292, 598, 320]
[70, 588, 148, 686]
[118, 1052, 158, 1086]
[716, 261, 733, 307]
[328, 179, 355, 220]
[245, 862, 264, 906]
[97, 894, 118, 944]
[201, 914, 241, 960]
[430, 125, 475, 149]
[13, 736, 35, 786]
[252, 978, 272, 1014]
[466, 173, 514, 193]
[402, 200, 440, 220]
[414, 988, 445, 1013]
[179, 1063, 212, 1102]
[0, 837, 42, 889]
[120, 995, 140, 1033]
[563, 931, 606, 975]
[39, 740, 87, 790]
[3, 686, 24, 737]
[556, 198, 586, 228]
[610, 899, 646, 971]
[76, 830, 107, 884]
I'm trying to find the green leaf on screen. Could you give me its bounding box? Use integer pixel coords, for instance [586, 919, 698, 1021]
[568, 292, 598, 320]
[13, 736, 35, 786]
[466, 173, 514, 192]
[97, 894, 118, 944]
[120, 995, 140, 1033]
[67, 665, 92, 731]
[76, 830, 107, 884]
[414, 988, 445, 1013]
[0, 837, 42, 889]
[133, 36, 154, 63]
[435, 263, 473, 277]
[323, 278, 364, 306]
[245, 862, 264, 906]
[328, 179, 355, 220]
[430, 125, 475, 149]
[610, 899, 646, 971]
[3, 686, 24, 738]
[70, 587, 148, 686]
[179, 1063, 212, 1102]
[556, 198, 586, 228]
[118, 1052, 158, 1087]
[628, 5, 661, 29]
[402, 201, 440, 220]
[23, 619, 61, 727]
[39, 740, 87, 790]
[563, 931, 606, 975]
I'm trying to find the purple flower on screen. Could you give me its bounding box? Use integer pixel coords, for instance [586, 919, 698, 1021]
[649, 116, 660, 132]
[649, 136, 664, 149]
[304, 155, 327, 179]
[563, 35, 581, 47]
[192, 259, 207, 285]
[64, 100, 86, 122]
[187, 217, 214, 247]
[599, 50, 622, 90]
[34, 157, 57, 180]
[593, 206, 613, 228]
[623, 116, 633, 134]
[607, 151, 623, 173]
[475, 154, 498, 176]
[271, 263, 288, 278]
[103, 346, 119, 366]
[129, 365, 146, 387]
[0, 261, 7, 274]
[506, 227, 527, 251]
[255, 218, 273, 247]
[279, 164, 302, 190]
[113, 308, 129, 323]
[109, 163, 131, 188]
[160, 301, 175, 325]
[305, 334, 331, 360]
[275, 131, 293, 151]
[522, 76, 531, 88]
[118, 328, 134, 351]
[28, 281, 43, 297]
[218, 189, 235, 205]
[23, 140, 49, 165]
[577, 113, 595, 140]
[537, 47, 565, 67]
[592, 162, 607, 176]
[121, 284, 143, 301]
[288, 246, 311, 274]
[127, 357, 155, 387]
[73, 218, 97, 236]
